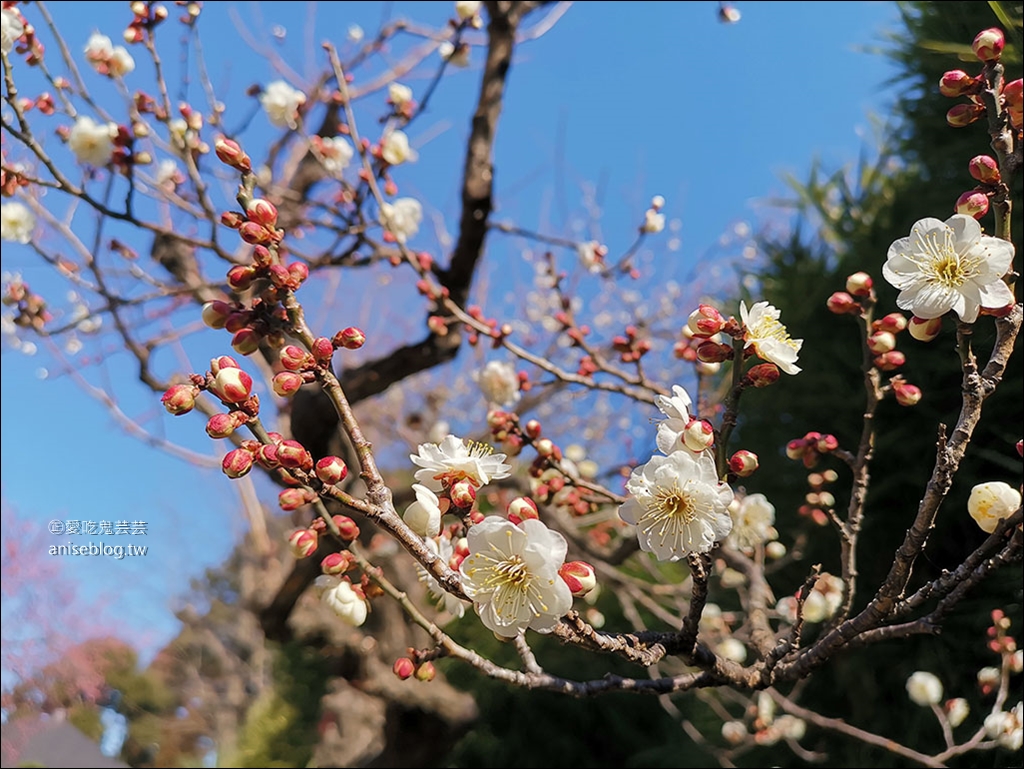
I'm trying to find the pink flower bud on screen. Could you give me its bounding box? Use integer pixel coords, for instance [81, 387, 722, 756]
[238, 221, 270, 245]
[745, 363, 780, 388]
[332, 514, 360, 540]
[201, 300, 233, 329]
[322, 551, 355, 575]
[255, 442, 280, 470]
[161, 383, 199, 415]
[280, 488, 315, 512]
[877, 312, 908, 334]
[226, 265, 256, 291]
[535, 438, 555, 458]
[277, 439, 312, 470]
[393, 657, 416, 680]
[816, 433, 839, 453]
[938, 70, 977, 98]
[946, 103, 985, 128]
[288, 262, 309, 286]
[206, 412, 241, 438]
[729, 450, 759, 477]
[874, 350, 906, 371]
[311, 337, 334, 363]
[955, 189, 989, 219]
[1005, 78, 1024, 109]
[682, 418, 715, 453]
[272, 371, 304, 397]
[315, 456, 349, 485]
[287, 527, 318, 557]
[450, 480, 477, 508]
[231, 327, 262, 356]
[220, 211, 245, 229]
[246, 198, 278, 228]
[210, 355, 239, 375]
[893, 382, 922, 407]
[215, 136, 251, 171]
[335, 326, 365, 350]
[209, 366, 253, 403]
[687, 304, 726, 337]
[414, 661, 436, 682]
[972, 27, 1005, 61]
[558, 560, 597, 597]
[696, 341, 733, 363]
[1016, 439, 1022, 458]
[507, 496, 539, 525]
[222, 448, 254, 478]
[908, 316, 942, 342]
[845, 271, 873, 297]
[224, 312, 250, 334]
[867, 330, 897, 354]
[786, 439, 806, 460]
[969, 155, 1001, 184]
[827, 291, 859, 315]
[524, 419, 542, 439]
[280, 345, 313, 371]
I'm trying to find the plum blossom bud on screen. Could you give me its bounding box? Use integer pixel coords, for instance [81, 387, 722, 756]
[280, 345, 313, 372]
[209, 355, 239, 375]
[222, 448, 254, 478]
[867, 331, 896, 354]
[845, 271, 873, 297]
[322, 552, 355, 575]
[939, 69, 977, 98]
[641, 208, 665, 234]
[874, 350, 906, 371]
[946, 698, 970, 728]
[215, 136, 251, 171]
[414, 661, 436, 682]
[246, 198, 278, 228]
[765, 541, 786, 559]
[717, 638, 747, 663]
[335, 326, 365, 349]
[393, 657, 416, 680]
[558, 560, 596, 597]
[380, 130, 417, 165]
[231, 327, 262, 356]
[729, 450, 759, 477]
[311, 337, 334, 363]
[696, 341, 733, 363]
[205, 412, 240, 439]
[455, 1, 482, 21]
[315, 456, 349, 485]
[969, 155, 1001, 184]
[220, 211, 244, 229]
[955, 190, 989, 219]
[687, 304, 725, 336]
[202, 301, 233, 329]
[946, 103, 985, 127]
[972, 27, 1005, 61]
[272, 371, 304, 397]
[277, 439, 312, 470]
[280, 488, 315, 512]
[237, 221, 271, 245]
[331, 515, 360, 540]
[322, 579, 368, 626]
[450, 480, 477, 508]
[507, 496, 539, 524]
[683, 418, 715, 453]
[968, 481, 1021, 533]
[878, 312, 908, 334]
[906, 671, 943, 706]
[209, 366, 253, 403]
[745, 363, 780, 387]
[162, 383, 198, 415]
[288, 528, 318, 557]
[908, 315, 942, 342]
[524, 419, 542, 439]
[893, 382, 922, 407]
[721, 721, 747, 745]
[827, 291, 859, 314]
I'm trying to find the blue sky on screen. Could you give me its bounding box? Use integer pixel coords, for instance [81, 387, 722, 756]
[0, 1, 904, 669]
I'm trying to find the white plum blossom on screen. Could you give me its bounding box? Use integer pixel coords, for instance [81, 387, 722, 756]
[315, 576, 369, 627]
[654, 384, 694, 455]
[1, 202, 35, 244]
[459, 516, 572, 637]
[68, 116, 117, 166]
[380, 129, 418, 165]
[403, 483, 443, 538]
[576, 241, 605, 273]
[411, 434, 512, 492]
[740, 300, 803, 375]
[984, 703, 1023, 751]
[716, 637, 747, 663]
[84, 32, 114, 61]
[417, 535, 468, 620]
[618, 450, 734, 561]
[439, 40, 470, 67]
[315, 135, 354, 176]
[725, 493, 776, 551]
[107, 46, 135, 77]
[347, 24, 364, 42]
[476, 360, 521, 407]
[388, 82, 414, 109]
[967, 481, 1021, 533]
[379, 197, 422, 244]
[260, 80, 306, 128]
[883, 215, 1015, 323]
[455, 1, 482, 21]
[906, 671, 944, 706]
[641, 209, 665, 234]
[2, 7, 25, 55]
[84, 32, 134, 77]
[155, 159, 181, 187]
[946, 698, 970, 728]
[776, 574, 844, 624]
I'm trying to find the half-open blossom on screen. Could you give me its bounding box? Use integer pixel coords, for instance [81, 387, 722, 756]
[740, 301, 802, 375]
[315, 576, 369, 627]
[1, 202, 35, 244]
[1, 8, 25, 54]
[641, 209, 665, 234]
[725, 493, 776, 551]
[260, 80, 306, 128]
[906, 671, 944, 706]
[618, 450, 734, 561]
[416, 535, 468, 620]
[380, 130, 417, 165]
[379, 197, 422, 244]
[984, 703, 1023, 751]
[883, 215, 1014, 324]
[411, 434, 512, 492]
[476, 360, 520, 407]
[84, 33, 134, 77]
[653, 384, 694, 455]
[388, 82, 414, 109]
[404, 483, 443, 538]
[968, 481, 1021, 533]
[459, 516, 572, 637]
[313, 135, 354, 176]
[68, 116, 117, 166]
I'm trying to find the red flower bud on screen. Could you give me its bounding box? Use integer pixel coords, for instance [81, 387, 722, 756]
[332, 515, 360, 540]
[946, 103, 985, 128]
[210, 355, 239, 375]
[277, 439, 312, 470]
[969, 155, 1001, 184]
[938, 70, 977, 98]
[287, 527, 318, 557]
[877, 312, 908, 334]
[161, 383, 199, 415]
[220, 211, 245, 229]
[322, 551, 355, 575]
[311, 336, 334, 363]
[206, 412, 241, 438]
[238, 221, 271, 245]
[845, 271, 873, 297]
[687, 304, 725, 337]
[826, 291, 859, 315]
[246, 198, 278, 228]
[226, 265, 256, 291]
[972, 27, 1005, 62]
[279, 345, 311, 371]
[215, 136, 252, 171]
[393, 657, 416, 680]
[201, 300, 233, 329]
[696, 341, 733, 363]
[955, 189, 989, 219]
[222, 448, 254, 478]
[728, 450, 759, 477]
[315, 456, 349, 485]
[334, 326, 366, 350]
[745, 363, 780, 387]
[450, 480, 477, 508]
[908, 315, 942, 342]
[893, 382, 922, 407]
[558, 560, 597, 597]
[280, 488, 315, 512]
[231, 327, 262, 356]
[272, 371, 304, 397]
[209, 366, 253, 403]
[288, 262, 309, 286]
[874, 350, 906, 371]
[524, 419, 542, 439]
[507, 497, 539, 525]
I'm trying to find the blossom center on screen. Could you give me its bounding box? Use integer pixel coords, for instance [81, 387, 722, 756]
[913, 227, 978, 289]
[494, 555, 531, 588]
[750, 316, 798, 351]
[656, 489, 697, 524]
